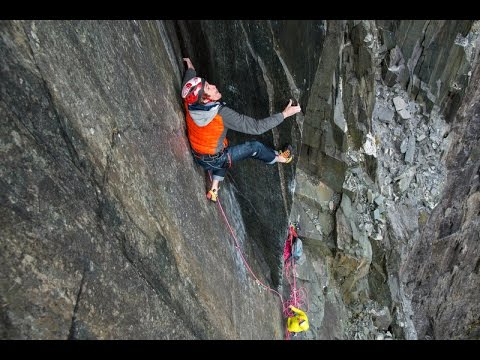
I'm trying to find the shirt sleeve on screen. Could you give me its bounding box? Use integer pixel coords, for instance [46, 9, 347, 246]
[219, 106, 284, 135]
[182, 68, 197, 89]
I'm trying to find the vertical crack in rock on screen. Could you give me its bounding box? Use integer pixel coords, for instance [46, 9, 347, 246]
[239, 22, 290, 215]
[101, 124, 121, 191]
[117, 232, 171, 302]
[156, 20, 181, 83]
[68, 268, 86, 340]
[268, 22, 302, 132]
[268, 22, 305, 216]
[115, 230, 201, 338]
[239, 22, 274, 113]
[411, 21, 430, 101]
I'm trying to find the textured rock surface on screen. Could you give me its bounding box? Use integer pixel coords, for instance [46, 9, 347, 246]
[1, 19, 479, 340]
[0, 20, 285, 339]
[175, 20, 324, 287]
[289, 19, 479, 340]
[401, 47, 480, 340]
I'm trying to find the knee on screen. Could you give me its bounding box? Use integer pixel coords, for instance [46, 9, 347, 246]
[248, 140, 263, 152]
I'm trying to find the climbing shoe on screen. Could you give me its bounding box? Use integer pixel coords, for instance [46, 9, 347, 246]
[278, 144, 293, 164]
[206, 188, 218, 203]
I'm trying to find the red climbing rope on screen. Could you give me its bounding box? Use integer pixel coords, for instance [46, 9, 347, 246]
[282, 224, 309, 340]
[207, 173, 308, 340]
[215, 196, 285, 301]
[206, 171, 285, 307]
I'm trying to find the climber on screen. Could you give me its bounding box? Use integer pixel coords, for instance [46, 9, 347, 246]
[287, 305, 309, 335]
[181, 57, 302, 203]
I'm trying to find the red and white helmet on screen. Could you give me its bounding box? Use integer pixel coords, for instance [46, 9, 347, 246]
[181, 77, 205, 105]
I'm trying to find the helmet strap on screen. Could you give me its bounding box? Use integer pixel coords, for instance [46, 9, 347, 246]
[196, 78, 206, 104]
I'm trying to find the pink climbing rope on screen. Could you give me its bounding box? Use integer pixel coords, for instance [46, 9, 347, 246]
[282, 224, 309, 339]
[207, 173, 307, 340]
[215, 195, 285, 302]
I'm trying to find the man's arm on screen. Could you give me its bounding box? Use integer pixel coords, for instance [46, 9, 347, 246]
[220, 100, 302, 135]
[220, 106, 284, 135]
[183, 58, 194, 70]
[182, 57, 196, 88]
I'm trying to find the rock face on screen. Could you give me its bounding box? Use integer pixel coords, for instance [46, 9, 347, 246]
[175, 20, 324, 287]
[0, 20, 285, 339]
[1, 19, 479, 340]
[402, 49, 480, 340]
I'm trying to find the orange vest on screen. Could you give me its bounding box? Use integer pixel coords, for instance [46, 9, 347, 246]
[185, 104, 228, 155]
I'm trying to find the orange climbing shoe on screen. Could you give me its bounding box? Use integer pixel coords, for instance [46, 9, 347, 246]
[278, 144, 293, 164]
[206, 188, 218, 202]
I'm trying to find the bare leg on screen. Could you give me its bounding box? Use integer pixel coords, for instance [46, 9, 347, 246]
[206, 179, 221, 202]
[210, 179, 220, 192]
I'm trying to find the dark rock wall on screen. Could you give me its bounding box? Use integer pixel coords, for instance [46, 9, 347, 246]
[376, 19, 479, 340]
[0, 20, 283, 339]
[1, 19, 478, 340]
[289, 19, 478, 340]
[378, 20, 474, 120]
[301, 20, 347, 192]
[175, 20, 324, 286]
[402, 47, 480, 340]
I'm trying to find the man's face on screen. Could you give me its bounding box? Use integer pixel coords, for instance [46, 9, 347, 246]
[203, 81, 222, 101]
